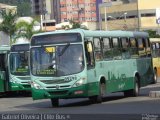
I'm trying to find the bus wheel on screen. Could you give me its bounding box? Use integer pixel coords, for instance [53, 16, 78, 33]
[131, 76, 139, 97]
[153, 69, 157, 84]
[89, 83, 105, 103]
[124, 76, 139, 97]
[51, 98, 59, 107]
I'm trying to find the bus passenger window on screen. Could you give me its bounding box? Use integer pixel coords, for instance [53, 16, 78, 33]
[94, 38, 102, 61]
[85, 41, 95, 68]
[103, 38, 112, 60]
[130, 38, 138, 58]
[121, 38, 130, 59]
[151, 42, 160, 57]
[138, 38, 146, 57]
[145, 38, 151, 57]
[112, 38, 121, 60]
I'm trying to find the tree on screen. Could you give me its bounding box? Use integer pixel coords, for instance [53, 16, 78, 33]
[146, 30, 160, 38]
[69, 20, 81, 29]
[69, 20, 88, 29]
[15, 20, 41, 41]
[0, 10, 17, 44]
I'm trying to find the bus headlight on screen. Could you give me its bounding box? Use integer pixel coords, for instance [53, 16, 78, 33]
[11, 80, 20, 84]
[30, 81, 43, 89]
[72, 77, 86, 87]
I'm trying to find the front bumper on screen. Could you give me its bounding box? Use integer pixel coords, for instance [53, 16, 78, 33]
[32, 84, 88, 100]
[10, 82, 31, 91]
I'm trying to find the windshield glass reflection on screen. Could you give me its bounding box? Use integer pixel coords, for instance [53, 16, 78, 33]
[31, 44, 84, 76]
[10, 52, 29, 76]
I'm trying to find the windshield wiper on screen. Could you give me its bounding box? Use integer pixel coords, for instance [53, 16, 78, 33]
[58, 43, 70, 56]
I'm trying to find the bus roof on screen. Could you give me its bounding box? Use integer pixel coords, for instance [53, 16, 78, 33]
[34, 29, 133, 37]
[32, 29, 148, 41]
[150, 38, 160, 42]
[133, 31, 149, 38]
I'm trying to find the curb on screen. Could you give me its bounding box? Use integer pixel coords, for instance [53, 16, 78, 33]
[149, 91, 160, 98]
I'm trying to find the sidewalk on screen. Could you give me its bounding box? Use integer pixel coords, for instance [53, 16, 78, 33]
[149, 78, 160, 98]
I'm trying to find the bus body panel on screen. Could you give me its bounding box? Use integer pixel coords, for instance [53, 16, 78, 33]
[9, 75, 31, 91]
[152, 58, 160, 76]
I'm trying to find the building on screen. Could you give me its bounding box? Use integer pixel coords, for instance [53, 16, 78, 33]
[0, 3, 17, 22]
[60, 0, 97, 23]
[31, 0, 45, 15]
[0, 3, 17, 46]
[100, 0, 160, 32]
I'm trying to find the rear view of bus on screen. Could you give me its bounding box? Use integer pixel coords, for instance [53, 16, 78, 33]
[9, 43, 31, 91]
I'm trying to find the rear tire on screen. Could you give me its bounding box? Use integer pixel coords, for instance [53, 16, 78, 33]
[51, 98, 59, 107]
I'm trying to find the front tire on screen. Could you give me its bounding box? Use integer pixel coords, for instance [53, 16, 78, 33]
[51, 98, 59, 107]
[89, 83, 105, 103]
[153, 69, 157, 84]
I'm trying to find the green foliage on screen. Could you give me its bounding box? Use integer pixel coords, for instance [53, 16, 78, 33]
[0, 10, 17, 39]
[69, 20, 88, 30]
[15, 20, 42, 41]
[0, 0, 31, 17]
[69, 20, 81, 29]
[146, 30, 160, 38]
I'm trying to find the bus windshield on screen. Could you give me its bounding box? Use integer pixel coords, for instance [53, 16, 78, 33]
[31, 44, 84, 76]
[10, 51, 29, 76]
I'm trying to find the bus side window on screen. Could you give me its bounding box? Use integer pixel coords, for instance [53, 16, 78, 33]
[138, 38, 146, 57]
[94, 37, 102, 61]
[85, 41, 95, 68]
[121, 38, 130, 59]
[130, 38, 138, 58]
[151, 43, 156, 57]
[102, 38, 112, 60]
[145, 38, 151, 57]
[112, 38, 121, 60]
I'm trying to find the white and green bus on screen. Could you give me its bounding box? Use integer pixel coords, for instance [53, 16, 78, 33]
[30, 29, 155, 107]
[0, 43, 31, 95]
[9, 43, 31, 91]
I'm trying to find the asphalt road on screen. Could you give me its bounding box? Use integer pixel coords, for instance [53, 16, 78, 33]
[0, 80, 160, 120]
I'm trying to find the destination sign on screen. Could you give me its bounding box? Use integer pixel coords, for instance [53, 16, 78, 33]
[31, 33, 82, 46]
[11, 44, 29, 52]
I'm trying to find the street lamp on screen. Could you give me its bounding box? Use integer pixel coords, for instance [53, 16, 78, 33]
[98, 2, 112, 30]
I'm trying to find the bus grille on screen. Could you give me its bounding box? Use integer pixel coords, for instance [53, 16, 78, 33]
[40, 79, 70, 84]
[48, 90, 68, 95]
[17, 77, 31, 80]
[22, 85, 31, 88]
[46, 85, 70, 89]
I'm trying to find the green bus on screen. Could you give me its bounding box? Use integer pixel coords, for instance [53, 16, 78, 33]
[30, 29, 155, 107]
[0, 43, 31, 95]
[9, 43, 31, 91]
[0, 45, 10, 93]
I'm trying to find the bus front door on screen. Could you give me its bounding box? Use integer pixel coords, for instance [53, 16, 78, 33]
[0, 71, 6, 92]
[0, 54, 9, 93]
